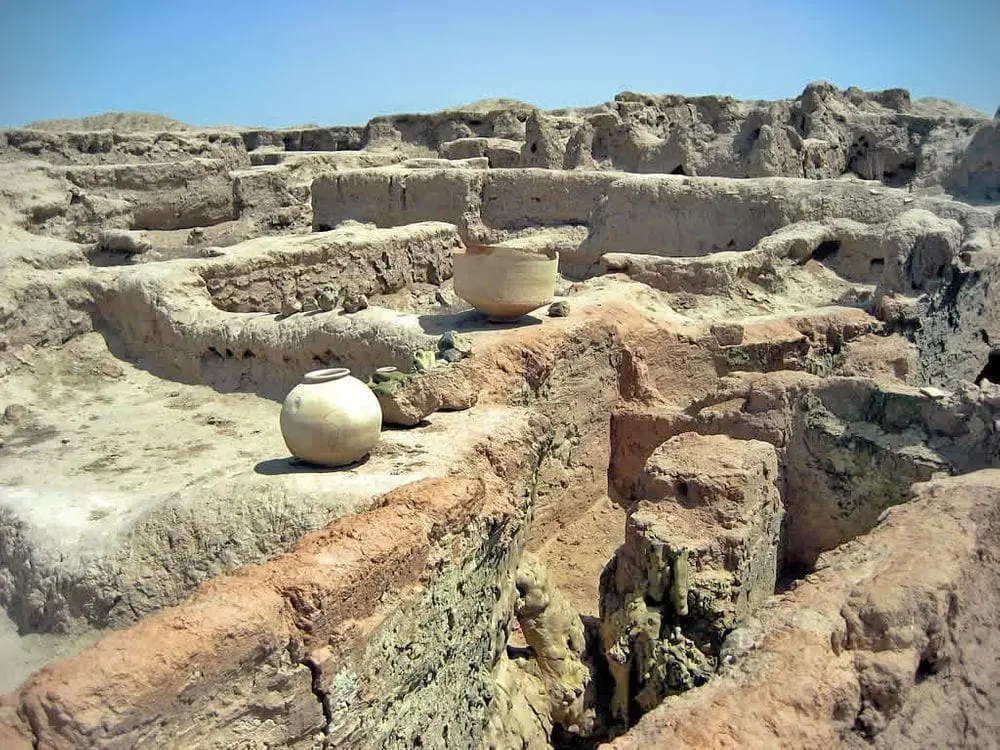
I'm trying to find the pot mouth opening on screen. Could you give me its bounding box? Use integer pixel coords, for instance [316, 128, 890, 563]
[303, 367, 351, 383]
[375, 366, 399, 374]
[459, 244, 559, 261]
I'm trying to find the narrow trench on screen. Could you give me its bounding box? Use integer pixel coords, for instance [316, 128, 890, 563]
[510, 371, 930, 748]
[85, 249, 137, 267]
[775, 559, 816, 594]
[527, 470, 881, 749]
[34, 246, 974, 747]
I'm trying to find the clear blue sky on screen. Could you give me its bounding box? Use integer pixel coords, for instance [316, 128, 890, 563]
[1, 0, 997, 128]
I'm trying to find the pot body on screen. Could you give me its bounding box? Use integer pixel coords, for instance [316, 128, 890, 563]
[279, 368, 382, 466]
[453, 245, 559, 322]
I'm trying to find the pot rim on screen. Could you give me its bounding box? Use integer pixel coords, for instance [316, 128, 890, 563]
[457, 244, 559, 261]
[303, 367, 351, 383]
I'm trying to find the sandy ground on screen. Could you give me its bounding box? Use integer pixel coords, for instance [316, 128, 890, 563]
[0, 615, 105, 692]
[0, 332, 494, 547]
[0, 330, 534, 684]
[535, 495, 628, 617]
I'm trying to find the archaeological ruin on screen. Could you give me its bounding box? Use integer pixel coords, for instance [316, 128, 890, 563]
[0, 82, 998, 748]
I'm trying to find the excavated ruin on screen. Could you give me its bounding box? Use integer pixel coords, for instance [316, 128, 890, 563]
[0, 84, 998, 748]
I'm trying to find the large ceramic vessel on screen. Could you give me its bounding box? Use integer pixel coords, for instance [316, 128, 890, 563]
[279, 368, 382, 466]
[453, 245, 559, 322]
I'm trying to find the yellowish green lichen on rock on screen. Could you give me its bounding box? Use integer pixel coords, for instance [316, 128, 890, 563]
[600, 433, 785, 732]
[670, 548, 690, 617]
[512, 553, 595, 737]
[412, 349, 437, 373]
[367, 367, 411, 398]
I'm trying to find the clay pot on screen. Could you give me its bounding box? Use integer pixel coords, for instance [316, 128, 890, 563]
[279, 368, 382, 466]
[452, 245, 559, 322]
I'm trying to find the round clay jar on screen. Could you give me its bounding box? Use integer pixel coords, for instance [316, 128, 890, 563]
[279, 368, 382, 466]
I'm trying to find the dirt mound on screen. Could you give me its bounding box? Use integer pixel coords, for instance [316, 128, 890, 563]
[25, 111, 192, 132]
[450, 97, 537, 113]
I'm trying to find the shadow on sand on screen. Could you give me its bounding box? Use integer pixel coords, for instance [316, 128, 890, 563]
[253, 454, 371, 475]
[417, 309, 543, 335]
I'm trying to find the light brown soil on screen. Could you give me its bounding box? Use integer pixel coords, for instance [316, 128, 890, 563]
[534, 495, 627, 617]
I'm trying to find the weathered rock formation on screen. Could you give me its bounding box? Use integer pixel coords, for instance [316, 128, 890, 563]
[603, 470, 1000, 749]
[601, 434, 783, 730]
[485, 553, 595, 746]
[0, 478, 534, 748]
